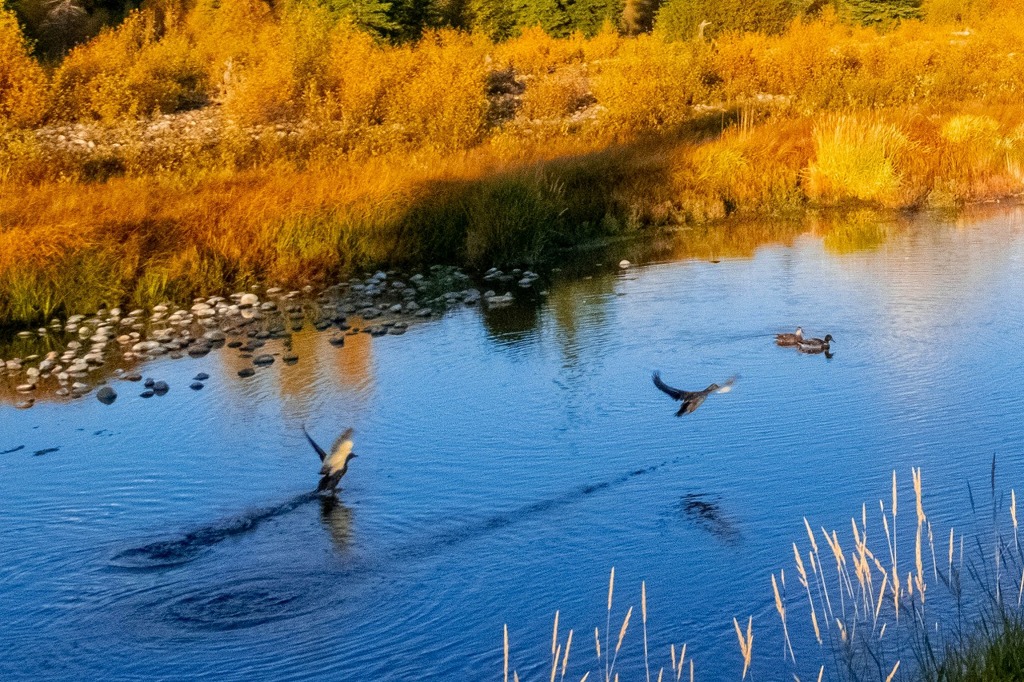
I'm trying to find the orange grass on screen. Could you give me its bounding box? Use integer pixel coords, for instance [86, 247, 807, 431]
[6, 5, 1024, 322]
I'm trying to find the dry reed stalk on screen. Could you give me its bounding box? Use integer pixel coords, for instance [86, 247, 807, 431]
[642, 582, 650, 682]
[948, 528, 955, 584]
[1013, 489, 1019, 556]
[772, 573, 795, 662]
[670, 643, 686, 681]
[561, 630, 573, 682]
[913, 468, 924, 525]
[885, 660, 900, 682]
[892, 471, 899, 602]
[916, 525, 926, 606]
[553, 611, 560, 667]
[504, 624, 509, 682]
[605, 568, 614, 682]
[794, 543, 822, 644]
[808, 551, 831, 632]
[873, 574, 888, 631]
[657, 670, 663, 682]
[552, 644, 561, 682]
[806, 519, 834, 624]
[928, 521, 938, 583]
[1018, 567, 1024, 608]
[607, 606, 632, 681]
[733, 616, 753, 680]
[817, 666, 823, 682]
[827, 528, 856, 615]
[580, 674, 589, 682]
[851, 519, 870, 618]
[689, 659, 693, 682]
[594, 627, 601, 665]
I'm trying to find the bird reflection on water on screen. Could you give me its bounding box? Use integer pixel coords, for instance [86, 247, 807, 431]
[319, 496, 354, 552]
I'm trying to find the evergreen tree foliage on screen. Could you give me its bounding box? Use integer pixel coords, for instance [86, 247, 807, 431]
[566, 0, 623, 36]
[387, 0, 437, 39]
[840, 0, 920, 24]
[469, 0, 527, 38]
[317, 0, 396, 35]
[655, 0, 796, 40]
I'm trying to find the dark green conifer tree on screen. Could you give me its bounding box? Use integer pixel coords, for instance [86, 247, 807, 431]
[839, 0, 920, 24]
[321, 0, 397, 35]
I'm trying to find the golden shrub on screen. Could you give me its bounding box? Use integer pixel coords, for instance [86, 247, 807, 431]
[806, 115, 912, 206]
[0, 7, 49, 127]
[591, 35, 704, 134]
[315, 22, 415, 130]
[221, 4, 334, 124]
[51, 11, 207, 122]
[494, 26, 585, 76]
[389, 30, 490, 152]
[519, 69, 590, 120]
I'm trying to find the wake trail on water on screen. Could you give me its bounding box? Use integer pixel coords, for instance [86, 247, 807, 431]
[110, 492, 320, 568]
[111, 456, 684, 573]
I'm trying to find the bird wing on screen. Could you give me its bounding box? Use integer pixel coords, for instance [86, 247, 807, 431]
[652, 371, 687, 400]
[715, 375, 739, 393]
[321, 428, 354, 475]
[329, 428, 354, 459]
[303, 425, 329, 462]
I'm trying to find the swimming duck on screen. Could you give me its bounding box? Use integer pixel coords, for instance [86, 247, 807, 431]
[775, 327, 804, 346]
[652, 371, 737, 416]
[303, 426, 357, 494]
[796, 334, 833, 354]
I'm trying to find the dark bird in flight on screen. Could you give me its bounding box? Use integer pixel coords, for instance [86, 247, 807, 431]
[775, 327, 804, 346]
[652, 371, 737, 416]
[303, 426, 357, 494]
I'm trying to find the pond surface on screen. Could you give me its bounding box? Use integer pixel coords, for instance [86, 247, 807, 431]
[4, 208, 1024, 681]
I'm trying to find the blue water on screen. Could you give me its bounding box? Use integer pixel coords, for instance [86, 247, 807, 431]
[3, 208, 1024, 680]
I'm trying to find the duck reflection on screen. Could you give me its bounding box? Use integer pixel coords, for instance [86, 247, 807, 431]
[319, 496, 354, 553]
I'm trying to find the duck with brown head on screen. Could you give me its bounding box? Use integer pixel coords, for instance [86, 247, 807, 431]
[775, 327, 804, 346]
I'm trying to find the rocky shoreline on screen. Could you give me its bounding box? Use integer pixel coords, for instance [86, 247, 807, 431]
[1, 264, 549, 408]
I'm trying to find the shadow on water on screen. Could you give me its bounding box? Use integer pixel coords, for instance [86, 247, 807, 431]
[110, 492, 321, 569]
[680, 493, 740, 543]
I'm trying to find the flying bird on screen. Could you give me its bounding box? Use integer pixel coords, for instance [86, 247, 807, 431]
[652, 371, 737, 416]
[775, 327, 804, 346]
[303, 426, 357, 494]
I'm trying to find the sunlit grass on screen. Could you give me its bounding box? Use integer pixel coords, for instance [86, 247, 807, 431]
[503, 465, 1024, 680]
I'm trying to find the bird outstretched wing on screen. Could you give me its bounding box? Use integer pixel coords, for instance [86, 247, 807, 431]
[716, 375, 739, 393]
[329, 427, 354, 459]
[303, 425, 329, 462]
[652, 371, 687, 400]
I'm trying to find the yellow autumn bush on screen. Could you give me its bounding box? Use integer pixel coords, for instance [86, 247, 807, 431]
[591, 35, 705, 134]
[51, 11, 207, 122]
[390, 30, 490, 152]
[0, 7, 48, 127]
[806, 115, 913, 207]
